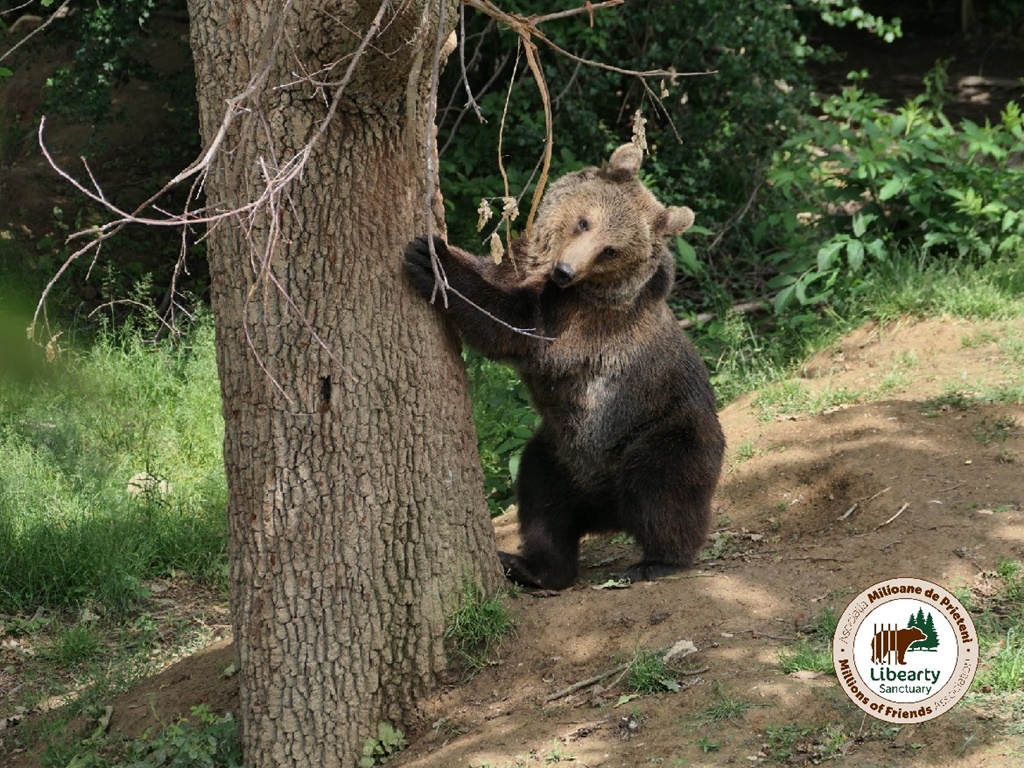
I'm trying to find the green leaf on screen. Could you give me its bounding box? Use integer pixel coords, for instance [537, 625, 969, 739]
[878, 177, 906, 201]
[852, 213, 877, 238]
[774, 284, 797, 314]
[846, 239, 865, 271]
[659, 676, 682, 692]
[817, 240, 845, 272]
[767, 272, 799, 289]
[675, 237, 702, 276]
[1002, 209, 1020, 233]
[508, 453, 521, 481]
[865, 238, 886, 259]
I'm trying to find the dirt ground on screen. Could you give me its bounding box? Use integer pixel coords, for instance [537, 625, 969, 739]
[386, 315, 1024, 768]
[7, 315, 1022, 768]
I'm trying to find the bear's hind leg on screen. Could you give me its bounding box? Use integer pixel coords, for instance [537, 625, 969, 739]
[618, 428, 723, 583]
[499, 430, 589, 590]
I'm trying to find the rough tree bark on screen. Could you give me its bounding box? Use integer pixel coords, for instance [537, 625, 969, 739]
[186, 1, 503, 765]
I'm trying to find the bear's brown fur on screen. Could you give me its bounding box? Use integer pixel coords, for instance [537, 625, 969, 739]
[404, 144, 724, 589]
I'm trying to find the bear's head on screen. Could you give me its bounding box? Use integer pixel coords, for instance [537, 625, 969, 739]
[527, 143, 694, 304]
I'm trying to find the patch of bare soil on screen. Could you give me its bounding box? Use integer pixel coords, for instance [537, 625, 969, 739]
[8, 315, 1022, 768]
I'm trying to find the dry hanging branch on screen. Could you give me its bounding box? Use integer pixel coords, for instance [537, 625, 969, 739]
[462, 0, 714, 236]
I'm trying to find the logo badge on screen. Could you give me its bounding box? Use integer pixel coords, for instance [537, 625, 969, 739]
[833, 577, 978, 723]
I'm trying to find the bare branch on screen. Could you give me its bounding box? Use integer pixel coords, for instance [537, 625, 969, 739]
[519, 38, 553, 237]
[532, 28, 712, 79]
[529, 0, 625, 26]
[457, 1, 485, 122]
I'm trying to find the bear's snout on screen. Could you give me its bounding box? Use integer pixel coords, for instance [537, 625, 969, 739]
[552, 262, 576, 287]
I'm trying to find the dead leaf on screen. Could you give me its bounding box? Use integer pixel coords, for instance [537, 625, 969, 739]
[663, 639, 697, 664]
[591, 579, 632, 590]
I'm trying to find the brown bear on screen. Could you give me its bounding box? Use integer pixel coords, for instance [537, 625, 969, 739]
[404, 144, 725, 590]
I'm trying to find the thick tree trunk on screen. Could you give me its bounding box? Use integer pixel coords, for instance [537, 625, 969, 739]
[186, 2, 502, 765]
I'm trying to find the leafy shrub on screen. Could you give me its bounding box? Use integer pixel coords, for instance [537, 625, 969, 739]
[360, 722, 406, 767]
[764, 75, 1024, 312]
[41, 705, 241, 768]
[43, 0, 159, 122]
[466, 352, 538, 515]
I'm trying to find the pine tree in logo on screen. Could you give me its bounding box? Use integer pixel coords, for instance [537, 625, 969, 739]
[907, 608, 940, 651]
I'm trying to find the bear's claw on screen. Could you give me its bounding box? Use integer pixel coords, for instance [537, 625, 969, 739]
[403, 236, 449, 299]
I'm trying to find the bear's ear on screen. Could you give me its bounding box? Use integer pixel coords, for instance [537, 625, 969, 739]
[657, 205, 695, 236]
[609, 143, 643, 176]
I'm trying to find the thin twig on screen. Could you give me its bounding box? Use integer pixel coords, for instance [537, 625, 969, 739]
[520, 38, 552, 236]
[837, 486, 892, 521]
[863, 486, 893, 504]
[876, 503, 910, 530]
[464, 0, 713, 238]
[457, 1, 484, 121]
[496, 41, 523, 251]
[707, 176, 764, 256]
[529, 0, 625, 25]
[545, 662, 629, 703]
[532, 26, 711, 79]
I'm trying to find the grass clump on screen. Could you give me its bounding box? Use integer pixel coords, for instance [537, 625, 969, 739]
[778, 641, 834, 676]
[972, 559, 1024, 698]
[47, 622, 104, 668]
[752, 380, 861, 422]
[778, 607, 837, 676]
[693, 683, 757, 725]
[444, 582, 517, 673]
[974, 414, 1020, 445]
[761, 722, 850, 763]
[626, 648, 681, 695]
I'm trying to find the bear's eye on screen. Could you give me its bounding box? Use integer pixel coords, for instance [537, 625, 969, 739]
[599, 246, 616, 260]
[576, 218, 589, 233]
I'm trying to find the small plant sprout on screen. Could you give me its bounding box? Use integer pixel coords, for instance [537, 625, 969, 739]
[360, 722, 406, 767]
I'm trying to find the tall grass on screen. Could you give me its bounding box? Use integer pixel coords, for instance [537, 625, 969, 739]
[0, 298, 227, 615]
[862, 251, 1024, 323]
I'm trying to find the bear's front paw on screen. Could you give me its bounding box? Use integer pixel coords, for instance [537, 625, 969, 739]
[404, 236, 449, 300]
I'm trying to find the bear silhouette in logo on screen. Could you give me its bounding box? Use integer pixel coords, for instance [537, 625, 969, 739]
[871, 626, 927, 665]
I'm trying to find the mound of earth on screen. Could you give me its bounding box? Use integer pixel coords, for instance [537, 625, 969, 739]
[11, 315, 1022, 768]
